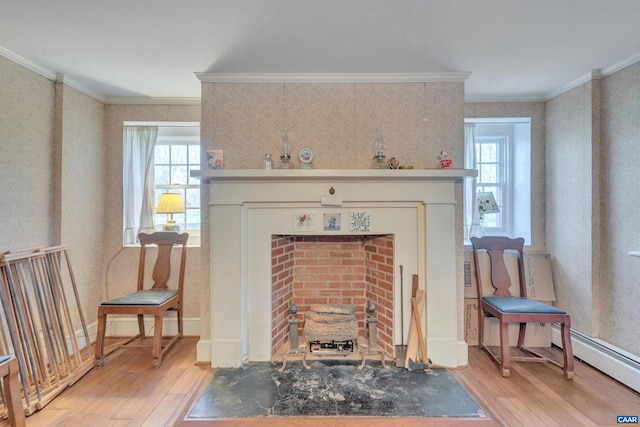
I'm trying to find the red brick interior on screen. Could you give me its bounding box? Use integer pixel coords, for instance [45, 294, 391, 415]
[271, 235, 394, 357]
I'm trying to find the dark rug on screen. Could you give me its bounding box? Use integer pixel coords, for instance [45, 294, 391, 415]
[186, 360, 485, 419]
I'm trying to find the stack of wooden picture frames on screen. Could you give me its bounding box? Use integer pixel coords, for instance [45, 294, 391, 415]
[0, 245, 93, 417]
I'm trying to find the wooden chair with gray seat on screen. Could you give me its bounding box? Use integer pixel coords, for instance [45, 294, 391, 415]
[0, 355, 26, 427]
[471, 236, 574, 379]
[94, 232, 188, 368]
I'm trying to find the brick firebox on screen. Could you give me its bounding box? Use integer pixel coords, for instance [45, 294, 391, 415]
[271, 235, 394, 358]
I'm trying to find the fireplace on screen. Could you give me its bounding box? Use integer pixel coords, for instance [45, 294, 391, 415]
[271, 234, 395, 358]
[195, 169, 475, 368]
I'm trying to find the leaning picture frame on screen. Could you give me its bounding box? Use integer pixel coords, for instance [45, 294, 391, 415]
[206, 149, 224, 169]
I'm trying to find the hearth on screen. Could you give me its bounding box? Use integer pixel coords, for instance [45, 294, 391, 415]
[195, 169, 475, 368]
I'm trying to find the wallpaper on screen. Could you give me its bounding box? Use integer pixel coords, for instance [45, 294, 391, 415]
[546, 83, 597, 336]
[546, 64, 640, 357]
[599, 62, 640, 355]
[0, 55, 55, 248]
[202, 82, 464, 169]
[57, 84, 107, 328]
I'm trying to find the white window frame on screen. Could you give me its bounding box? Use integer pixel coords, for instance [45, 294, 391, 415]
[475, 135, 510, 233]
[465, 118, 531, 245]
[123, 121, 201, 247]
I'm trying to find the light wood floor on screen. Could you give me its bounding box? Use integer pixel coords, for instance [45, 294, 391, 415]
[2, 338, 639, 426]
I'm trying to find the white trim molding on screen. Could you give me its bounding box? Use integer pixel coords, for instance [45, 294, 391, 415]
[465, 93, 546, 103]
[56, 73, 106, 103]
[195, 72, 471, 84]
[90, 317, 201, 339]
[552, 326, 640, 392]
[106, 96, 201, 105]
[0, 45, 56, 80]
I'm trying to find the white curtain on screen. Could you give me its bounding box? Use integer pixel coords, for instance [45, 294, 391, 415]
[123, 126, 158, 245]
[464, 123, 482, 240]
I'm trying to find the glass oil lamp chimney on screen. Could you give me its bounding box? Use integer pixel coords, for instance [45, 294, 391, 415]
[276, 129, 294, 169]
[370, 127, 388, 169]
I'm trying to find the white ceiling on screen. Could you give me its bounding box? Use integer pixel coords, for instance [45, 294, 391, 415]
[1, 0, 639, 103]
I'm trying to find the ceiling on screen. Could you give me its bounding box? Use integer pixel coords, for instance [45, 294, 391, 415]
[1, 0, 639, 103]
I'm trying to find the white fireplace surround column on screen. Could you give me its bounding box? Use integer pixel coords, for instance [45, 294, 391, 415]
[194, 169, 476, 368]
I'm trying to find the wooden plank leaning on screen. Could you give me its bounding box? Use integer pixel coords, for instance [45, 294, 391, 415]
[0, 245, 93, 417]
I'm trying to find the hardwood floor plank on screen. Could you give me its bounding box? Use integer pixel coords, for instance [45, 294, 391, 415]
[454, 347, 640, 427]
[168, 366, 206, 396]
[2, 340, 639, 427]
[510, 363, 600, 426]
[137, 394, 186, 427]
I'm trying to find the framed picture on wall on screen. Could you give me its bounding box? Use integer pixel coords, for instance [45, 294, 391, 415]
[206, 149, 224, 169]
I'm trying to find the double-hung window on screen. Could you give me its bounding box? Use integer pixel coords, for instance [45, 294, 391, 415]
[475, 134, 509, 231]
[465, 118, 531, 244]
[122, 122, 201, 247]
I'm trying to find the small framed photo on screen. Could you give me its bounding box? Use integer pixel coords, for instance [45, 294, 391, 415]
[206, 149, 224, 169]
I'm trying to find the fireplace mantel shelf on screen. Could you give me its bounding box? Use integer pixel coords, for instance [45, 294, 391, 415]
[193, 168, 476, 182]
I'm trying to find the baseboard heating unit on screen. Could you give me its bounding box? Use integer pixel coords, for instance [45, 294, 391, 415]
[552, 325, 640, 392]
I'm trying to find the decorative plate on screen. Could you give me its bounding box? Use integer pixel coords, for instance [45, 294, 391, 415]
[298, 147, 314, 164]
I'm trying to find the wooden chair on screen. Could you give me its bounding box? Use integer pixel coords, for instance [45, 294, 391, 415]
[471, 236, 574, 379]
[94, 232, 188, 368]
[0, 355, 26, 427]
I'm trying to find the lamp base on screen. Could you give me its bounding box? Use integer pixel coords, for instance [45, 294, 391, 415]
[162, 222, 180, 233]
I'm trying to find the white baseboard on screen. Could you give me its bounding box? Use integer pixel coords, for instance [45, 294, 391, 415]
[86, 316, 201, 339]
[197, 339, 211, 364]
[552, 325, 640, 392]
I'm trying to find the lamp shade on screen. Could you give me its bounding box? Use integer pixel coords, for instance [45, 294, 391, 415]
[156, 193, 184, 214]
[476, 191, 500, 214]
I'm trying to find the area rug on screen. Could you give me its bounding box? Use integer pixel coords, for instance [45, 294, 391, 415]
[186, 360, 485, 420]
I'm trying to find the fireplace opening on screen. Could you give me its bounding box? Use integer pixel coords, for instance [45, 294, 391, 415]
[271, 234, 394, 359]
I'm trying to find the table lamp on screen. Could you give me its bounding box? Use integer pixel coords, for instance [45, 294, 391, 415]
[156, 193, 184, 232]
[476, 191, 500, 231]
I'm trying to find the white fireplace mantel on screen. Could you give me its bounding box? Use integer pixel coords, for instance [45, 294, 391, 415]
[195, 168, 474, 182]
[194, 168, 476, 368]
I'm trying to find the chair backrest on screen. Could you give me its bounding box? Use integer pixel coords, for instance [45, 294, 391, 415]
[137, 232, 188, 293]
[470, 236, 526, 298]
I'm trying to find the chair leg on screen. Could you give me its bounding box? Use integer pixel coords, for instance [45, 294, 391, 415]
[499, 320, 511, 377]
[94, 309, 107, 368]
[137, 314, 146, 339]
[516, 322, 527, 349]
[3, 358, 26, 427]
[152, 314, 163, 368]
[561, 318, 575, 379]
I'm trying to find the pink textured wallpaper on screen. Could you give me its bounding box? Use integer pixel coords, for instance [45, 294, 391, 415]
[201, 81, 464, 170]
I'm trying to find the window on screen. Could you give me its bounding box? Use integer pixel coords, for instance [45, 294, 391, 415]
[123, 122, 201, 247]
[153, 127, 201, 243]
[465, 118, 531, 244]
[475, 135, 508, 231]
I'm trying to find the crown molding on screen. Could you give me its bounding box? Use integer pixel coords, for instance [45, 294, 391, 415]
[0, 47, 106, 102]
[544, 72, 594, 101]
[56, 73, 106, 103]
[464, 93, 546, 103]
[0, 45, 56, 80]
[195, 72, 471, 83]
[602, 52, 640, 77]
[545, 53, 640, 101]
[105, 96, 201, 105]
